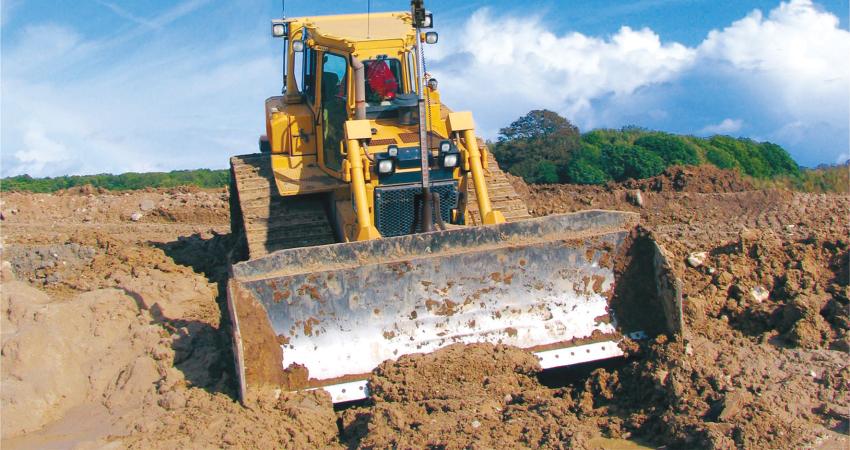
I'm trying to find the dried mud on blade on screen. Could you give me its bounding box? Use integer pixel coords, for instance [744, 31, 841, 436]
[227, 210, 682, 403]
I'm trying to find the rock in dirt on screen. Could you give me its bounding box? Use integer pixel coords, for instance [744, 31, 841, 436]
[1, 261, 14, 282]
[139, 199, 156, 212]
[130, 212, 143, 222]
[627, 190, 644, 207]
[687, 251, 708, 268]
[750, 286, 769, 303]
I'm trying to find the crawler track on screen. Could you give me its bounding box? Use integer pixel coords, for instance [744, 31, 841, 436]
[465, 160, 532, 224]
[229, 154, 336, 259]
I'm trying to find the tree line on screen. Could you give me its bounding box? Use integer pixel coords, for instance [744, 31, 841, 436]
[489, 110, 803, 185]
[1, 110, 844, 193]
[0, 169, 229, 193]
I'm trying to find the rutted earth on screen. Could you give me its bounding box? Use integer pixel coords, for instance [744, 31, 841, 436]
[1, 167, 847, 449]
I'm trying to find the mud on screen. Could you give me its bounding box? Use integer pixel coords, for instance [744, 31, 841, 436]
[1, 169, 848, 449]
[340, 344, 598, 449]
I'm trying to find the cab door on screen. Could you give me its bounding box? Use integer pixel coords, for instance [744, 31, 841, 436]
[316, 52, 349, 177]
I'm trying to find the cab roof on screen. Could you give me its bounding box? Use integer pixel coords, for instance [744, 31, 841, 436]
[291, 12, 416, 47]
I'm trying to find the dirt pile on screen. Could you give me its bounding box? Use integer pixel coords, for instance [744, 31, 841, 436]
[123, 390, 340, 449]
[339, 344, 598, 449]
[1, 272, 178, 441]
[0, 187, 227, 230]
[1, 188, 350, 449]
[621, 165, 753, 193]
[583, 334, 849, 449]
[518, 171, 850, 448]
[1, 174, 848, 449]
[679, 228, 849, 351]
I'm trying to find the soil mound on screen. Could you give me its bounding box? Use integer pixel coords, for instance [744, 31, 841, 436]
[1, 279, 178, 440]
[340, 344, 600, 449]
[622, 165, 753, 193]
[123, 390, 339, 449]
[1, 177, 848, 449]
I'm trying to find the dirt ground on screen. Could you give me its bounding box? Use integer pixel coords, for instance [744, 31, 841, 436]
[1, 166, 848, 449]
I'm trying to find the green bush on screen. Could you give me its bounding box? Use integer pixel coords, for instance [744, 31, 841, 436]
[704, 136, 800, 179]
[508, 159, 559, 184]
[490, 110, 803, 186]
[601, 144, 666, 181]
[566, 158, 610, 185]
[491, 109, 581, 183]
[705, 146, 738, 169]
[759, 142, 800, 177]
[634, 133, 700, 166]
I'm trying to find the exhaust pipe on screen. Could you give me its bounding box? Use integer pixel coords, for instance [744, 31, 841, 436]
[352, 56, 366, 120]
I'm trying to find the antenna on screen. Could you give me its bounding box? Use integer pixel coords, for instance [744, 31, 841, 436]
[367, 0, 371, 39]
[281, 0, 287, 93]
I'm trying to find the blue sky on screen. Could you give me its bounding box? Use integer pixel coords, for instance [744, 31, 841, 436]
[1, 0, 848, 177]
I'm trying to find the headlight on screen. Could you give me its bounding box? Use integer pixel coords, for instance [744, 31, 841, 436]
[377, 159, 395, 174]
[439, 140, 451, 152]
[424, 32, 438, 44]
[291, 40, 305, 52]
[442, 153, 459, 168]
[387, 145, 398, 157]
[271, 20, 287, 38]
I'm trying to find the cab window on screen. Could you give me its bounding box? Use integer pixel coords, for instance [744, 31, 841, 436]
[321, 52, 348, 172]
[303, 49, 317, 104]
[364, 58, 403, 106]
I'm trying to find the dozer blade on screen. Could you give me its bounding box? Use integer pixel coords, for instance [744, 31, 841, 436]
[227, 210, 682, 403]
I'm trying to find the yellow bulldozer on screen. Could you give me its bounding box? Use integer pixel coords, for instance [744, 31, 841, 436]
[228, 1, 683, 404]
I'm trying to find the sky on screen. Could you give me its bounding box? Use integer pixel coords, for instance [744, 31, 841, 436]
[1, 0, 848, 177]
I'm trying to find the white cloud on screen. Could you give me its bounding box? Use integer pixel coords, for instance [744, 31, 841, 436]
[13, 123, 73, 175]
[429, 9, 696, 136]
[1, 20, 276, 177]
[428, 1, 848, 165]
[2, 1, 848, 176]
[699, 118, 743, 135]
[698, 0, 850, 129]
[94, 0, 210, 30]
[95, 1, 157, 28]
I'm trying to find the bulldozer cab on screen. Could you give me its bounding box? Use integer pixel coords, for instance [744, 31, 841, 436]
[276, 13, 426, 179]
[307, 50, 415, 172]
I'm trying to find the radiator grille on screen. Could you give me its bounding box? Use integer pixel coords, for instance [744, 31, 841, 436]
[369, 138, 398, 146]
[374, 182, 458, 237]
[398, 133, 419, 143]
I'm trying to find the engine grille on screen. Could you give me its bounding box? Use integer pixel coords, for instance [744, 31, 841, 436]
[374, 181, 458, 237]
